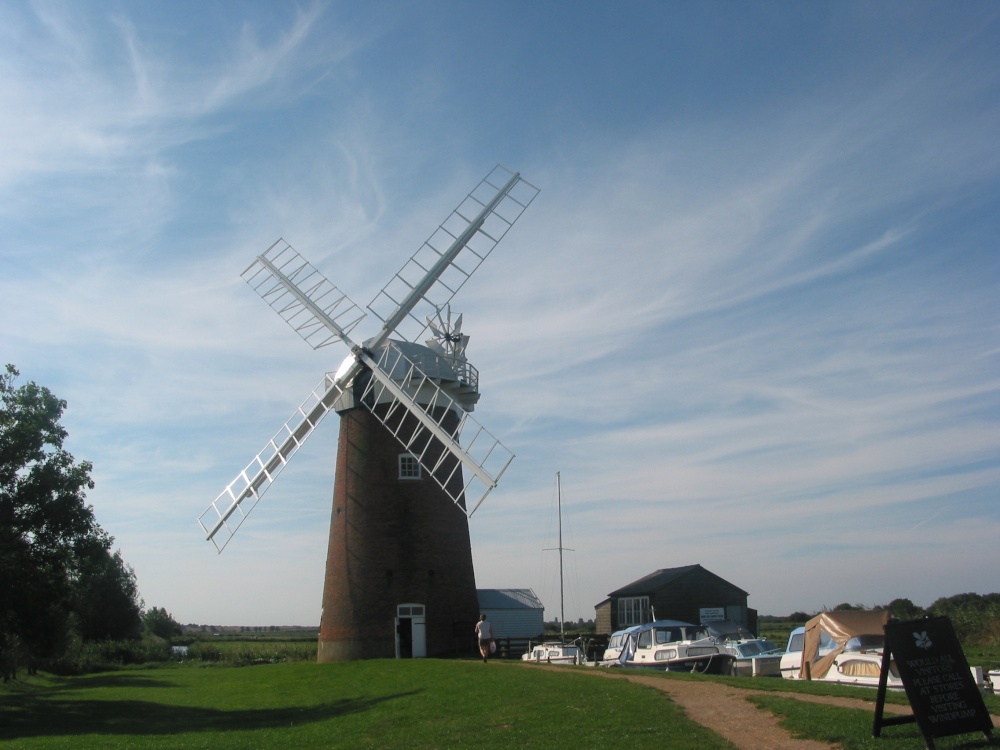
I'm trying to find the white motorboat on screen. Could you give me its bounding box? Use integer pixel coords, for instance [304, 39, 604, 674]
[522, 640, 586, 665]
[599, 626, 638, 664]
[722, 638, 783, 677]
[704, 621, 782, 677]
[779, 611, 903, 688]
[600, 619, 735, 674]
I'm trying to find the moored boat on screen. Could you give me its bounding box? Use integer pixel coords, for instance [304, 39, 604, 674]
[600, 619, 735, 674]
[521, 640, 586, 665]
[704, 620, 782, 677]
[779, 611, 903, 688]
[599, 626, 639, 664]
[722, 639, 783, 676]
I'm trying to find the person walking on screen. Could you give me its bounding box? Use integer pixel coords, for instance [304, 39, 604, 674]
[474, 614, 493, 663]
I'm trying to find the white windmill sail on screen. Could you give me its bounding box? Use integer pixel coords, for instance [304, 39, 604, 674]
[199, 165, 538, 551]
[241, 241, 368, 349]
[198, 372, 345, 550]
[367, 164, 540, 344]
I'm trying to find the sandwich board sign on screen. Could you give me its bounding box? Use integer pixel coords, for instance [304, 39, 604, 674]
[872, 616, 992, 749]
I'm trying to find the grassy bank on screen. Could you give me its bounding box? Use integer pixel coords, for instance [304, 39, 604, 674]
[0, 659, 731, 750]
[749, 692, 996, 750]
[3, 659, 997, 749]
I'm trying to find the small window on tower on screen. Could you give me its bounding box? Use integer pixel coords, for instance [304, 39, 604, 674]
[398, 453, 421, 480]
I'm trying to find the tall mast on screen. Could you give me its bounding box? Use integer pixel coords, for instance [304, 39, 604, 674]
[557, 471, 565, 644]
[544, 471, 572, 643]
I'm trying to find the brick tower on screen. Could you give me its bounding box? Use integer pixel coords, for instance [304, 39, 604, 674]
[316, 402, 480, 660]
[317, 338, 485, 661]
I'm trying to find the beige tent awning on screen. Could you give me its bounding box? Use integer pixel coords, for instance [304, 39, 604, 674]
[800, 610, 889, 680]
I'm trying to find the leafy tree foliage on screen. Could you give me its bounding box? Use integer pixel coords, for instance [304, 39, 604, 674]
[888, 597, 925, 620]
[144, 606, 183, 639]
[74, 541, 143, 641]
[0, 365, 142, 679]
[928, 592, 1000, 616]
[927, 592, 1000, 643]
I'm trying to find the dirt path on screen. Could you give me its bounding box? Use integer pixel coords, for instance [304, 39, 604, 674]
[588, 669, 840, 749]
[527, 664, 998, 750]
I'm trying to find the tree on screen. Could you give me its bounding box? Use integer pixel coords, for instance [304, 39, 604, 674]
[888, 597, 924, 620]
[0, 364, 135, 678]
[928, 592, 991, 616]
[73, 540, 144, 642]
[143, 607, 182, 640]
[927, 592, 1000, 643]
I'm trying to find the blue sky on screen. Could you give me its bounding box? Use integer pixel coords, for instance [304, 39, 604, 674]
[2, 1, 999, 626]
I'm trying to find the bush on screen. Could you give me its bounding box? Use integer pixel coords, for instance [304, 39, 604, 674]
[928, 593, 1000, 646]
[183, 640, 315, 666]
[39, 637, 318, 672]
[226, 643, 315, 666]
[47, 638, 172, 674]
[187, 641, 222, 662]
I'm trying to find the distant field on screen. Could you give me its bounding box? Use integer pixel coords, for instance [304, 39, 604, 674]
[180, 627, 319, 643]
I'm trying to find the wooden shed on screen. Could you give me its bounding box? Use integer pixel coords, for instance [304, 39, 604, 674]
[477, 588, 544, 638]
[595, 564, 756, 634]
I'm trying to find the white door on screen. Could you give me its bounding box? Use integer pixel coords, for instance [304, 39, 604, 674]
[411, 616, 426, 658]
[395, 603, 426, 659]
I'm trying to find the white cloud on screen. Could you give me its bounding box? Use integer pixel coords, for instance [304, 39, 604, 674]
[1, 2, 998, 625]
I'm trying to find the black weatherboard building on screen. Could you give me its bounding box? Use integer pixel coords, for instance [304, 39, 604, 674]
[595, 564, 756, 634]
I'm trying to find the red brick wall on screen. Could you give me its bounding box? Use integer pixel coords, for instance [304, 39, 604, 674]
[318, 405, 480, 660]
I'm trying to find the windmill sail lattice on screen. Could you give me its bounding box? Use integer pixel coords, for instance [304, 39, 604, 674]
[241, 241, 368, 350]
[368, 166, 540, 344]
[199, 372, 346, 550]
[199, 165, 538, 552]
[357, 341, 513, 515]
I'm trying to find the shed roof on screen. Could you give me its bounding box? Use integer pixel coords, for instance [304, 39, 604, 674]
[607, 564, 748, 597]
[477, 588, 543, 610]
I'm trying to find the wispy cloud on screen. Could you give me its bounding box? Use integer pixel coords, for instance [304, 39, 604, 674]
[1, 2, 998, 624]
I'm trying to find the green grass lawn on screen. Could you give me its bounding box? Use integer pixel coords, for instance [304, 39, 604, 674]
[4, 659, 997, 749]
[0, 659, 733, 750]
[748, 693, 995, 750]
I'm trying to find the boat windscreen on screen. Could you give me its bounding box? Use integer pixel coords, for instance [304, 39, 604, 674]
[654, 629, 681, 644]
[845, 634, 884, 652]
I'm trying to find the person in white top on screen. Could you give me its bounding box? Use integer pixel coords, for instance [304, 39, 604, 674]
[474, 614, 493, 663]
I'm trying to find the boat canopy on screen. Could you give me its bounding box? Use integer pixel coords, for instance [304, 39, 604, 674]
[704, 620, 755, 641]
[619, 619, 699, 665]
[801, 610, 889, 679]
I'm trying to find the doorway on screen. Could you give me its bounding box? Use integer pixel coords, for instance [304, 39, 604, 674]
[395, 603, 426, 658]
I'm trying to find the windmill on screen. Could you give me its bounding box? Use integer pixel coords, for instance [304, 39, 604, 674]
[199, 165, 539, 660]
